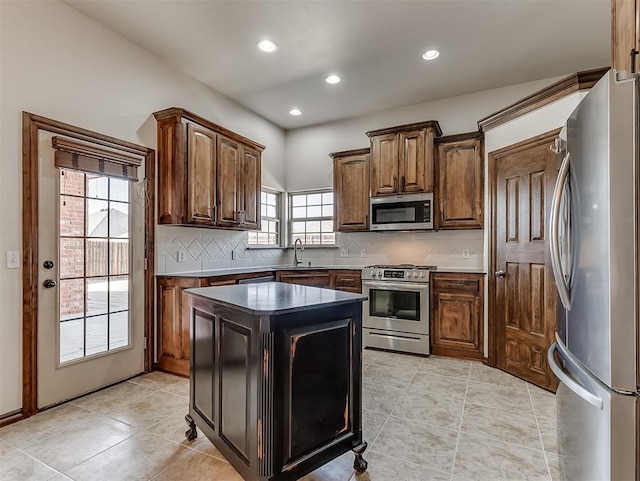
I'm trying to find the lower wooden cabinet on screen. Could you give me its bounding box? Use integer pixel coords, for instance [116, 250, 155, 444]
[430, 272, 484, 360]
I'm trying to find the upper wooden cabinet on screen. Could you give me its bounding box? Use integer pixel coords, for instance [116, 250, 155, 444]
[436, 132, 484, 229]
[366, 121, 442, 197]
[154, 107, 264, 230]
[612, 0, 640, 73]
[330, 148, 370, 232]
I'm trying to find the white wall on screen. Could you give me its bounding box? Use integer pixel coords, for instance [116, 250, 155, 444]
[284, 77, 565, 192]
[0, 0, 286, 415]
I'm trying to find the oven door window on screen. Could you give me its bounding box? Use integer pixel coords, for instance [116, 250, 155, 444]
[372, 203, 417, 224]
[369, 288, 420, 321]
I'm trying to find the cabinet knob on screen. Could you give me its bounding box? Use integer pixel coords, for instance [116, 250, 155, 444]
[494, 269, 505, 278]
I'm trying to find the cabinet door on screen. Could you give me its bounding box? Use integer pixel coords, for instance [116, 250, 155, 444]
[437, 138, 483, 229]
[333, 154, 369, 232]
[187, 123, 217, 225]
[430, 273, 483, 360]
[612, 0, 640, 73]
[158, 278, 199, 376]
[217, 135, 241, 227]
[370, 134, 398, 196]
[398, 129, 427, 193]
[240, 146, 261, 230]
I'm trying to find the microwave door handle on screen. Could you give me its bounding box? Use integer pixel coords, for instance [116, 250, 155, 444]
[549, 152, 572, 310]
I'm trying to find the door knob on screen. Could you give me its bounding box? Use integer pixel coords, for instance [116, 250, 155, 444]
[43, 279, 57, 288]
[43, 260, 54, 269]
[494, 270, 505, 278]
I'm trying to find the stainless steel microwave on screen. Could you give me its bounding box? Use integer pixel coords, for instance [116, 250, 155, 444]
[369, 192, 434, 231]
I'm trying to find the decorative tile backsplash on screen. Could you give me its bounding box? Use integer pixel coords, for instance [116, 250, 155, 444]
[156, 225, 484, 274]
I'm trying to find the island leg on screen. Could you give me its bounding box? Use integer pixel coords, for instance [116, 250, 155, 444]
[352, 441, 368, 473]
[185, 413, 198, 441]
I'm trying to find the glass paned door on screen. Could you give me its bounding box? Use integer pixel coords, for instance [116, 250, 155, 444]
[59, 170, 131, 364]
[37, 130, 144, 410]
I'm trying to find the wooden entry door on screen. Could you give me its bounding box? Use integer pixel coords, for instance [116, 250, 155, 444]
[490, 130, 560, 391]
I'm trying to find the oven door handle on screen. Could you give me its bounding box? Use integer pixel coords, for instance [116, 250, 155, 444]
[362, 281, 428, 291]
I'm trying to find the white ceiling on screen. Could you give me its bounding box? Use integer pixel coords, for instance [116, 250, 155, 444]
[63, 0, 611, 130]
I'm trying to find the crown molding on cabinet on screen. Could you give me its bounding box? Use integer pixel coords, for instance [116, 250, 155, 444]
[477, 66, 610, 132]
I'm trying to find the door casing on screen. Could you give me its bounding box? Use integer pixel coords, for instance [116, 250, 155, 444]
[487, 128, 561, 388]
[17, 112, 156, 423]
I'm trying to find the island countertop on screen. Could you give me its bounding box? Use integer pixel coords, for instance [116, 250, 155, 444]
[185, 281, 367, 315]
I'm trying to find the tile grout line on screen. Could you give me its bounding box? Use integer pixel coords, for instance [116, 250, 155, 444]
[528, 383, 554, 481]
[449, 361, 472, 481]
[0, 437, 69, 479]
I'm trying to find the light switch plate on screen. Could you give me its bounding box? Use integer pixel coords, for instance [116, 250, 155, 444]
[340, 248, 349, 257]
[462, 249, 470, 259]
[359, 249, 367, 258]
[6, 251, 20, 269]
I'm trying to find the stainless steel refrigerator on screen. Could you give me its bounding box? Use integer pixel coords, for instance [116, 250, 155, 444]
[548, 69, 638, 481]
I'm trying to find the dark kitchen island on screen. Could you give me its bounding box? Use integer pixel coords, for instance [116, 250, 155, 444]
[183, 282, 368, 481]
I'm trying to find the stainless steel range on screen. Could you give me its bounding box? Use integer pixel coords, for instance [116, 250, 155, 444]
[361, 264, 436, 356]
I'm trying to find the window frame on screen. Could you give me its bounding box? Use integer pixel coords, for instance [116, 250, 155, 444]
[247, 187, 283, 248]
[288, 188, 336, 247]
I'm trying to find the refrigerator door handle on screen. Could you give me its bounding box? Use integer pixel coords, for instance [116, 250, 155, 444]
[549, 152, 572, 309]
[548, 342, 604, 410]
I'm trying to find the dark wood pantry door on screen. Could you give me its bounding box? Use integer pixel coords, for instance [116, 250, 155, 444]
[490, 130, 559, 392]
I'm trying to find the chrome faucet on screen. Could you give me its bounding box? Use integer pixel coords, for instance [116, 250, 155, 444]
[293, 238, 304, 267]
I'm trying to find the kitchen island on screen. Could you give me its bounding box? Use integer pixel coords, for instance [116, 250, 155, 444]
[183, 282, 368, 481]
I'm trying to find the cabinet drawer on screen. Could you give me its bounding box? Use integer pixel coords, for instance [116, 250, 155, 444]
[432, 274, 481, 293]
[277, 271, 331, 288]
[333, 271, 361, 291]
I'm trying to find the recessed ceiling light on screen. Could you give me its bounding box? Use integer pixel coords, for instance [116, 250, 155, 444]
[422, 49, 440, 61]
[325, 74, 341, 84]
[289, 108, 302, 116]
[257, 39, 278, 53]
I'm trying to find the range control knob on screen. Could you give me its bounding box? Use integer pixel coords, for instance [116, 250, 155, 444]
[413, 271, 418, 278]
[370, 270, 375, 276]
[420, 272, 425, 278]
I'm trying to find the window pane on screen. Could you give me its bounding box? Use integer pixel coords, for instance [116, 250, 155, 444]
[60, 238, 85, 279]
[322, 192, 334, 204]
[292, 206, 306, 218]
[266, 205, 276, 218]
[60, 319, 84, 363]
[60, 170, 84, 196]
[87, 175, 108, 200]
[86, 239, 108, 277]
[266, 193, 276, 205]
[110, 240, 129, 275]
[261, 204, 267, 216]
[248, 232, 257, 243]
[306, 234, 320, 244]
[307, 221, 321, 233]
[322, 233, 336, 244]
[268, 234, 277, 244]
[60, 195, 85, 236]
[109, 275, 129, 312]
[85, 315, 108, 356]
[291, 195, 306, 206]
[261, 191, 267, 204]
[307, 205, 321, 217]
[109, 311, 129, 349]
[322, 205, 333, 217]
[87, 199, 109, 238]
[292, 221, 306, 233]
[60, 278, 85, 320]
[307, 193, 322, 205]
[291, 233, 304, 243]
[110, 201, 129, 238]
[321, 220, 333, 233]
[257, 232, 268, 244]
[87, 277, 108, 316]
[109, 178, 129, 202]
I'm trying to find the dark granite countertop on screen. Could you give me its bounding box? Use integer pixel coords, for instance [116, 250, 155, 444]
[185, 282, 367, 315]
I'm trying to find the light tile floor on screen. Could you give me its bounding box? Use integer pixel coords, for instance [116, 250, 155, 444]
[0, 350, 560, 481]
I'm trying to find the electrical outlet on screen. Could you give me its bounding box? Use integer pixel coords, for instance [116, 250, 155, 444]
[177, 250, 185, 262]
[231, 249, 240, 260]
[340, 248, 349, 258]
[359, 248, 367, 258]
[462, 249, 470, 259]
[6, 251, 19, 269]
